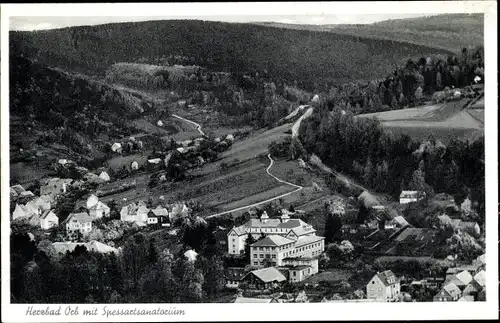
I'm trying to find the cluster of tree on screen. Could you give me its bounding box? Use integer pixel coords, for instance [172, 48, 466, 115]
[322, 46, 484, 114]
[299, 107, 484, 220]
[10, 225, 227, 303]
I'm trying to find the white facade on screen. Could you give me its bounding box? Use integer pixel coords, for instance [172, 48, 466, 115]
[66, 213, 93, 235]
[86, 194, 99, 209]
[227, 212, 316, 255]
[366, 272, 401, 301]
[120, 204, 149, 225]
[40, 211, 59, 230]
[399, 190, 424, 204]
[89, 201, 111, 219]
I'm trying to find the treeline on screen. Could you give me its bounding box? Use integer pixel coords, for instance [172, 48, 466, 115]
[11, 219, 227, 303]
[11, 19, 452, 91]
[321, 46, 484, 114]
[298, 107, 484, 217]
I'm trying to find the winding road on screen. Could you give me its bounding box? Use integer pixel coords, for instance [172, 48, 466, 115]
[206, 154, 303, 218]
[173, 109, 313, 219]
[172, 114, 205, 136]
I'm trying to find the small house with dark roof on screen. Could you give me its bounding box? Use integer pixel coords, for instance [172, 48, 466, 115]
[240, 267, 286, 290]
[433, 282, 462, 302]
[366, 270, 400, 301]
[147, 206, 170, 227]
[225, 267, 246, 289]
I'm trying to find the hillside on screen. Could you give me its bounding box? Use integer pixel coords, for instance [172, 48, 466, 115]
[255, 14, 484, 53]
[10, 19, 453, 91]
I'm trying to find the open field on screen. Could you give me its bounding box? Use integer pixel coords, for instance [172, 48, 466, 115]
[358, 98, 484, 144]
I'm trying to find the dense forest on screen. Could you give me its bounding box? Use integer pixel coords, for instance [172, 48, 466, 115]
[11, 218, 227, 303]
[298, 106, 485, 219]
[10, 19, 453, 91]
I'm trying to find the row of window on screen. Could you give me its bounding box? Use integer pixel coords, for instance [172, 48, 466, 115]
[253, 254, 277, 259]
[253, 261, 277, 266]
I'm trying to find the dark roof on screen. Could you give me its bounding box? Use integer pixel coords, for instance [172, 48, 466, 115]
[375, 270, 398, 286]
[243, 267, 287, 283]
[40, 210, 57, 220]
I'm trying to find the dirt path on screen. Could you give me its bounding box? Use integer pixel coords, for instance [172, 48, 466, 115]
[172, 114, 205, 136]
[206, 154, 303, 218]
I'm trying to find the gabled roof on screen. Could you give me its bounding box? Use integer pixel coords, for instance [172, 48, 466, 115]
[11, 185, 26, 194]
[244, 267, 286, 283]
[149, 206, 169, 217]
[52, 241, 118, 254]
[442, 282, 461, 298]
[473, 270, 486, 287]
[295, 235, 325, 248]
[251, 235, 294, 247]
[228, 226, 247, 236]
[67, 212, 93, 223]
[184, 250, 198, 261]
[373, 270, 398, 286]
[455, 270, 473, 286]
[393, 216, 410, 227]
[89, 201, 110, 211]
[40, 210, 57, 220]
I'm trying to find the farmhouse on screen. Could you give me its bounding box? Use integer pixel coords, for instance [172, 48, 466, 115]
[10, 184, 26, 196]
[120, 202, 150, 226]
[240, 267, 286, 290]
[65, 212, 93, 235]
[12, 203, 40, 220]
[227, 211, 318, 255]
[40, 210, 59, 230]
[147, 206, 170, 227]
[433, 282, 462, 302]
[40, 178, 72, 199]
[366, 270, 401, 301]
[225, 267, 246, 289]
[399, 190, 425, 204]
[88, 201, 111, 219]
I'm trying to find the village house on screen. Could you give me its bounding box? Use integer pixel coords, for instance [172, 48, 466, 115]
[86, 194, 99, 209]
[88, 201, 111, 219]
[227, 211, 318, 255]
[249, 234, 324, 268]
[99, 171, 111, 182]
[225, 267, 246, 289]
[18, 191, 35, 199]
[12, 203, 40, 220]
[10, 184, 26, 198]
[240, 267, 287, 290]
[65, 212, 93, 235]
[366, 270, 401, 301]
[40, 178, 72, 200]
[147, 206, 170, 227]
[169, 203, 189, 223]
[433, 282, 462, 302]
[120, 202, 150, 226]
[40, 210, 59, 230]
[29, 195, 52, 212]
[399, 190, 425, 204]
[384, 216, 410, 230]
[282, 257, 319, 283]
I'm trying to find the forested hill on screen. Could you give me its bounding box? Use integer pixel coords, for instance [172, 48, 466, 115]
[255, 14, 484, 54]
[10, 19, 453, 91]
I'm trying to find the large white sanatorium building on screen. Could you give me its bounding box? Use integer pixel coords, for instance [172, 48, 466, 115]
[227, 211, 325, 268]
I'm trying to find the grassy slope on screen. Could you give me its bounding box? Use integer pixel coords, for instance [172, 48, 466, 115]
[12, 19, 452, 89]
[256, 14, 484, 53]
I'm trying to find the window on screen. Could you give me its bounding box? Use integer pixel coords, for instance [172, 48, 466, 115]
[253, 254, 257, 258]
[272, 254, 276, 259]
[232, 239, 235, 242]
[254, 262, 258, 266]
[293, 272, 296, 276]
[260, 254, 264, 258]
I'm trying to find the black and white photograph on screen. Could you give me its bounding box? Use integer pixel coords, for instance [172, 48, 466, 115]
[1, 2, 498, 322]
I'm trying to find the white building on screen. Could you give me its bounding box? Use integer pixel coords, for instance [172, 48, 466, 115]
[40, 210, 59, 230]
[227, 211, 317, 255]
[111, 142, 122, 153]
[131, 161, 139, 170]
[88, 201, 111, 219]
[65, 212, 93, 235]
[86, 194, 99, 209]
[120, 202, 150, 226]
[399, 190, 425, 204]
[99, 171, 111, 182]
[12, 203, 40, 220]
[283, 257, 319, 283]
[366, 270, 401, 301]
